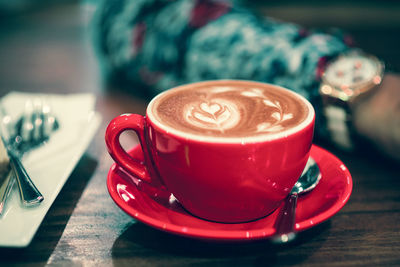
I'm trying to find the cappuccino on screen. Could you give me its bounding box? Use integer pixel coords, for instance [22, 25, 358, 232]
[148, 80, 314, 142]
[107, 80, 316, 222]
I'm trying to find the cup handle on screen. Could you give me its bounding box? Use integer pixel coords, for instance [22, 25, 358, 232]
[105, 113, 153, 184]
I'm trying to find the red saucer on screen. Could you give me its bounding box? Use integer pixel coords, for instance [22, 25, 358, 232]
[107, 145, 352, 241]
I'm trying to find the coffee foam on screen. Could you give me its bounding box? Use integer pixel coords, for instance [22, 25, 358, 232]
[183, 98, 240, 133]
[148, 80, 314, 143]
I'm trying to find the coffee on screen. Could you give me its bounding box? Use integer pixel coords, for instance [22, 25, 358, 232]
[148, 80, 313, 141]
[107, 80, 316, 222]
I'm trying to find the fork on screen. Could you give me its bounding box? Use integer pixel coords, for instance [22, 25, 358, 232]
[0, 98, 58, 207]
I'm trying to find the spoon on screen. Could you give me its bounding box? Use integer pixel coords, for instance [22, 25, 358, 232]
[0, 172, 14, 216]
[0, 99, 58, 207]
[272, 157, 321, 243]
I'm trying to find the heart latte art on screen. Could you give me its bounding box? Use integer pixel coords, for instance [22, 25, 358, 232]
[184, 99, 240, 133]
[149, 81, 311, 139]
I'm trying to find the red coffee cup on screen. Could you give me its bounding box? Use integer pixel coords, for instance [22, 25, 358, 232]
[106, 80, 315, 223]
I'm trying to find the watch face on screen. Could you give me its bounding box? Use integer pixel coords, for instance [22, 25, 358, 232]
[324, 54, 380, 93]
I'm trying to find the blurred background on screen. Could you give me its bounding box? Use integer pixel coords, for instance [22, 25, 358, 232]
[0, 0, 399, 100]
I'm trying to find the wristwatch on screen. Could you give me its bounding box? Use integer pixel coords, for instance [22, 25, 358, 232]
[319, 50, 385, 150]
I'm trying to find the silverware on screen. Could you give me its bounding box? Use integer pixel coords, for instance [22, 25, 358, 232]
[272, 157, 322, 243]
[0, 98, 59, 207]
[0, 172, 15, 216]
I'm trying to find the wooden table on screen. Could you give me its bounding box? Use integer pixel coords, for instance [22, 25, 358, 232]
[0, 2, 399, 266]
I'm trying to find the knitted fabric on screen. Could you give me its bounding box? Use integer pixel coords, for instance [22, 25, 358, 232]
[94, 0, 351, 140]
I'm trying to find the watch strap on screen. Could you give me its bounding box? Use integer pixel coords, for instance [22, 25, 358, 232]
[323, 104, 354, 150]
[319, 51, 384, 150]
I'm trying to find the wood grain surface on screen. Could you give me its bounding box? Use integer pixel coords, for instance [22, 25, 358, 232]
[0, 2, 399, 266]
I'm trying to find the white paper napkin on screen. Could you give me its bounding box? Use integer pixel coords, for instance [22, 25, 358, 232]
[0, 92, 101, 247]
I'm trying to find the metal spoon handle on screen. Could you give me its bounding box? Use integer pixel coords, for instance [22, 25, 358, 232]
[9, 151, 44, 206]
[274, 193, 298, 242]
[0, 171, 15, 216]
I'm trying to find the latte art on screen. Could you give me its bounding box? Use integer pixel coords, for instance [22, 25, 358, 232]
[184, 99, 240, 133]
[240, 88, 295, 133]
[149, 81, 312, 140]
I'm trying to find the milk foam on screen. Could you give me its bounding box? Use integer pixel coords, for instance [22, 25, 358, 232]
[148, 81, 314, 143]
[184, 98, 240, 133]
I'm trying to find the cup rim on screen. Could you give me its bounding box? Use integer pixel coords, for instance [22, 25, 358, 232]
[147, 80, 315, 144]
